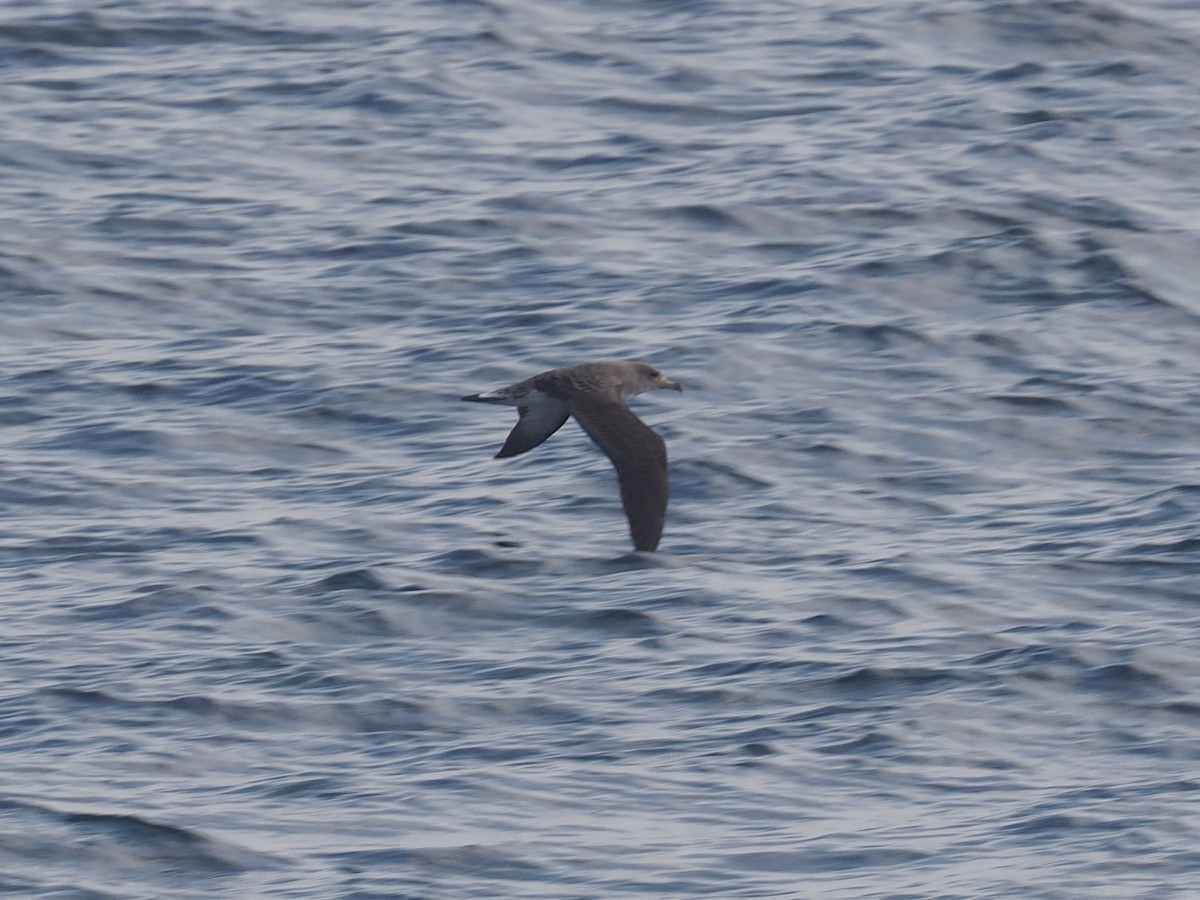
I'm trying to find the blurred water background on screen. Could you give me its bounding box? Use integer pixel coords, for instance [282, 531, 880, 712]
[2, 1, 1199, 897]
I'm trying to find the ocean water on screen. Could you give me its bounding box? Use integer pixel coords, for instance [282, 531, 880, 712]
[2, 0, 1199, 897]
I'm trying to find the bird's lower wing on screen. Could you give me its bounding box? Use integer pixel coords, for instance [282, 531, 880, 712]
[568, 397, 668, 551]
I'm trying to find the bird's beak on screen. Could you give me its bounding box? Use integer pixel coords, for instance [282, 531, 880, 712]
[657, 375, 683, 392]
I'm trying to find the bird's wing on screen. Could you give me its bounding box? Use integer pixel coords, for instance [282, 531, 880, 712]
[568, 396, 668, 552]
[494, 401, 570, 458]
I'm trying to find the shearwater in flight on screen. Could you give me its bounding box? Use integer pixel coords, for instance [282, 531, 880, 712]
[462, 360, 682, 551]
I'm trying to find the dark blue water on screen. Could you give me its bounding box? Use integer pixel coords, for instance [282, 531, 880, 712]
[3, 1, 1199, 897]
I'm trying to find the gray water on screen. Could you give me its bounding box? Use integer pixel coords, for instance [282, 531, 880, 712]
[2, 1, 1199, 897]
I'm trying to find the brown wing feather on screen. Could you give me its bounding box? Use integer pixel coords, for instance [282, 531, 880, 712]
[495, 403, 569, 458]
[568, 396, 668, 551]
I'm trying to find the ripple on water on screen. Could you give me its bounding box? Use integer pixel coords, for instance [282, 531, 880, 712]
[3, 0, 1200, 897]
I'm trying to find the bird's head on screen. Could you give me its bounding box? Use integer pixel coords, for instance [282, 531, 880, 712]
[631, 361, 682, 394]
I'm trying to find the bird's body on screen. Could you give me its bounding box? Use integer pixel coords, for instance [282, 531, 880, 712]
[462, 360, 682, 551]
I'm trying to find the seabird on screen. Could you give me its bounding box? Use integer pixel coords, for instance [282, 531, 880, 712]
[462, 360, 682, 551]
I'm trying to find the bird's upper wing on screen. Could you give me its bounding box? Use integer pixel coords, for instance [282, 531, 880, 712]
[494, 401, 570, 458]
